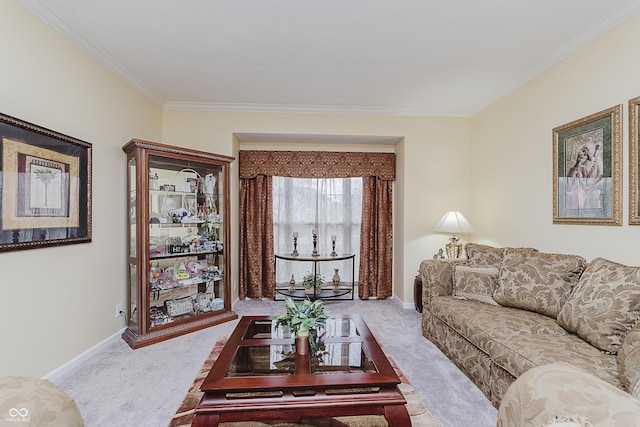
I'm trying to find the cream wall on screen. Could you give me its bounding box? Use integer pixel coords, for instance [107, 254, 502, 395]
[0, 1, 162, 377]
[470, 12, 640, 265]
[162, 111, 472, 305]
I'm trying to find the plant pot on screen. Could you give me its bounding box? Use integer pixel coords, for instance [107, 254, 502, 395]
[296, 329, 310, 356]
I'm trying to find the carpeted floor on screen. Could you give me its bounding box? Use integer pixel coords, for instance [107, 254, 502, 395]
[168, 336, 441, 427]
[52, 298, 497, 427]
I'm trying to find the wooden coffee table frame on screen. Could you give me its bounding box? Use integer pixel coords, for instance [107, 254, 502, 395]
[194, 315, 410, 426]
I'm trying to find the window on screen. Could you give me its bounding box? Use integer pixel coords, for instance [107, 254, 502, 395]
[272, 177, 362, 283]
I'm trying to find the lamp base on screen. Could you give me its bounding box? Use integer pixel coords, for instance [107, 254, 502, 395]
[445, 236, 463, 258]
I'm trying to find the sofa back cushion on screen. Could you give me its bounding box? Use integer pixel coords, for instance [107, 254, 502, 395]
[452, 265, 500, 306]
[465, 243, 539, 269]
[494, 250, 586, 318]
[558, 257, 640, 354]
[465, 243, 505, 269]
[618, 323, 640, 397]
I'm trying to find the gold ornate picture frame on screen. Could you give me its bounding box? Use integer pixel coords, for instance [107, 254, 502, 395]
[629, 96, 640, 224]
[0, 113, 92, 251]
[553, 105, 622, 225]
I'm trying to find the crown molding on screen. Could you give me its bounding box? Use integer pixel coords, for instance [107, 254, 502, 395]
[233, 132, 403, 145]
[162, 101, 426, 116]
[15, 0, 164, 107]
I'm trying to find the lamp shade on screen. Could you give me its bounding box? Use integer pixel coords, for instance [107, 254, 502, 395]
[433, 211, 474, 234]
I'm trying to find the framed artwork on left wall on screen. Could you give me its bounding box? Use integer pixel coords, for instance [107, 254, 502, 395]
[0, 113, 92, 252]
[552, 104, 622, 225]
[629, 96, 640, 225]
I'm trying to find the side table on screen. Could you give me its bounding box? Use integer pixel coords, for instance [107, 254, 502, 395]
[414, 274, 423, 313]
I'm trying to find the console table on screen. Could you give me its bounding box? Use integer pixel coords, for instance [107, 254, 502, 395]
[274, 253, 355, 301]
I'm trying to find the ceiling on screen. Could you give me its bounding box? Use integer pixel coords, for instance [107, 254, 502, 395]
[16, 0, 640, 117]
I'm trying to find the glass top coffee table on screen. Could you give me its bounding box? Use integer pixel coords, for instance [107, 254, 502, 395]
[194, 315, 410, 426]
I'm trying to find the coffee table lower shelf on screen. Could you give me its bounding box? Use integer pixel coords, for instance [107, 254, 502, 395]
[193, 386, 410, 426]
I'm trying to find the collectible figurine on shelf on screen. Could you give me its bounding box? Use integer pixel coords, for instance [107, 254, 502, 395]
[175, 263, 189, 281]
[204, 173, 216, 194]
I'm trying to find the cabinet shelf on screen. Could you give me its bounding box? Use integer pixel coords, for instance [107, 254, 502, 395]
[122, 139, 237, 349]
[150, 188, 222, 197]
[150, 249, 223, 260]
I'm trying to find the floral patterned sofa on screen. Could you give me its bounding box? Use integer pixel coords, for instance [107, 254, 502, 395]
[419, 243, 640, 423]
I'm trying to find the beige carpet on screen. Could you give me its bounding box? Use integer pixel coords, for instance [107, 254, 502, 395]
[168, 336, 440, 427]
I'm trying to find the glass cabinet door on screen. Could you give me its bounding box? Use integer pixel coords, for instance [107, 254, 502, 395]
[147, 155, 226, 328]
[127, 155, 139, 332]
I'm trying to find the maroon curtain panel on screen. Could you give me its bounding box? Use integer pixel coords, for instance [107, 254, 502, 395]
[239, 150, 395, 299]
[358, 176, 393, 299]
[239, 175, 275, 298]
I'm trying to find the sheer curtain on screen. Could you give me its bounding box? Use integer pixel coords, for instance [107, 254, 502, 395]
[273, 177, 361, 285]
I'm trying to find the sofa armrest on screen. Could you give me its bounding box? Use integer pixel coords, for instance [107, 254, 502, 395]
[497, 362, 640, 427]
[418, 259, 466, 309]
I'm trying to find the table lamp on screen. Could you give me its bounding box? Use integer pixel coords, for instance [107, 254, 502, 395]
[433, 211, 474, 258]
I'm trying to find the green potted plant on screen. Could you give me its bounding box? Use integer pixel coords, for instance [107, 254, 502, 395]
[273, 296, 329, 354]
[302, 272, 324, 295]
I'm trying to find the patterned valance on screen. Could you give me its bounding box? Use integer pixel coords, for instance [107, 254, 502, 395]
[239, 150, 395, 180]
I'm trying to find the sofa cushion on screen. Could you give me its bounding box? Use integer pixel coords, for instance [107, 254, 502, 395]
[465, 243, 505, 268]
[618, 324, 640, 397]
[453, 265, 499, 306]
[486, 332, 620, 389]
[494, 250, 586, 318]
[558, 257, 640, 354]
[428, 296, 568, 357]
[465, 243, 538, 269]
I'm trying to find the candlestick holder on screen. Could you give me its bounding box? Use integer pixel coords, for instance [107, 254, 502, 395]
[291, 236, 299, 256]
[312, 232, 319, 257]
[330, 238, 337, 257]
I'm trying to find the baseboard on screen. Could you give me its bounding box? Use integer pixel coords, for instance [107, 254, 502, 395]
[401, 301, 415, 310]
[43, 327, 126, 383]
[390, 294, 415, 310]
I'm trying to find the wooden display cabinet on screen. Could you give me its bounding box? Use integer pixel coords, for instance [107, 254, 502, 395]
[122, 139, 237, 349]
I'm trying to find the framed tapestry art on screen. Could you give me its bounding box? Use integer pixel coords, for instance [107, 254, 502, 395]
[552, 105, 622, 225]
[0, 113, 92, 251]
[629, 96, 640, 224]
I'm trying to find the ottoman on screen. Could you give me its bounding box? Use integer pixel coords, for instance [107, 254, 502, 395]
[0, 376, 83, 426]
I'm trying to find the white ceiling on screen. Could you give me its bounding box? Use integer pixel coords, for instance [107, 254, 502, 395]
[16, 0, 640, 117]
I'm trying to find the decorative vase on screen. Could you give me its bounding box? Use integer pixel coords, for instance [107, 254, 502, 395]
[305, 286, 314, 295]
[332, 268, 341, 293]
[296, 329, 309, 356]
[288, 274, 296, 293]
